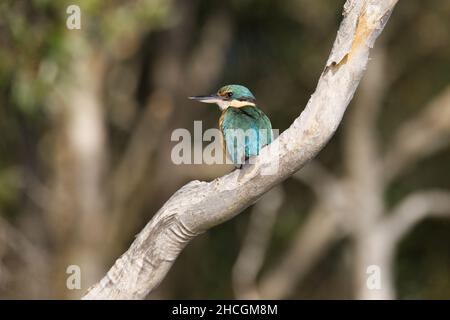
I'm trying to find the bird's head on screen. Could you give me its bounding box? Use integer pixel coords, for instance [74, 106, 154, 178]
[189, 84, 256, 110]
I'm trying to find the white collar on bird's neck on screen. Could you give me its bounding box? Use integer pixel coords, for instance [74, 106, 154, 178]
[218, 99, 256, 111]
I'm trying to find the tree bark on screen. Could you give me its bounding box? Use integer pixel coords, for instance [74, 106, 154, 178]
[83, 0, 399, 299]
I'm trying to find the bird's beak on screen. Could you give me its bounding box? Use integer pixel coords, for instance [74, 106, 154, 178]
[188, 95, 222, 104]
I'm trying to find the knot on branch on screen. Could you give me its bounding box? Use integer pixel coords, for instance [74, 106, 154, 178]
[146, 215, 200, 263]
[165, 216, 199, 248]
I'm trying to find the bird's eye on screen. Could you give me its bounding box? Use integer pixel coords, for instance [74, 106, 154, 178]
[226, 92, 233, 98]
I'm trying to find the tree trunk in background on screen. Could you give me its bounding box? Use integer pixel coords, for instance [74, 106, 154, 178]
[48, 41, 108, 298]
[83, 0, 400, 299]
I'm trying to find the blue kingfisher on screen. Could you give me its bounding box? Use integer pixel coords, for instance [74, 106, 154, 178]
[190, 84, 273, 168]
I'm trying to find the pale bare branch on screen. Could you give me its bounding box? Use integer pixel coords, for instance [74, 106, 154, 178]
[83, 0, 399, 299]
[293, 161, 339, 197]
[352, 190, 450, 299]
[258, 203, 347, 299]
[384, 85, 450, 182]
[382, 190, 450, 244]
[232, 186, 284, 299]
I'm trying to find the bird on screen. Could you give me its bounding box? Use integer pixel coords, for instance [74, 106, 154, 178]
[189, 84, 273, 168]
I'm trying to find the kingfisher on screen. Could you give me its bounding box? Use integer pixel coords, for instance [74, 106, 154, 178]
[189, 84, 273, 168]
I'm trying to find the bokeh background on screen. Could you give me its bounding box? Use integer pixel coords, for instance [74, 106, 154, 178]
[0, 0, 450, 299]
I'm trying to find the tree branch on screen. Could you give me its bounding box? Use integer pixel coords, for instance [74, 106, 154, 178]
[381, 190, 450, 245]
[232, 186, 284, 299]
[83, 0, 399, 299]
[252, 162, 350, 299]
[383, 85, 450, 183]
[294, 161, 339, 197]
[352, 190, 450, 299]
[258, 203, 346, 299]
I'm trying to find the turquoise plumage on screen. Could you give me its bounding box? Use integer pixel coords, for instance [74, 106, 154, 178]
[220, 105, 273, 165]
[190, 84, 273, 168]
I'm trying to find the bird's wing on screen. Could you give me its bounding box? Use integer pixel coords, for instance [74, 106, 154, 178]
[240, 106, 273, 146]
[221, 107, 273, 164]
